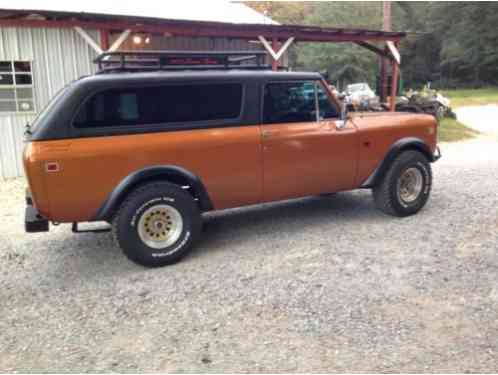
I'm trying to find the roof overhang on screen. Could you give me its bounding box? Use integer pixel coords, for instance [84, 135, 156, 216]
[0, 1, 278, 25]
[0, 9, 406, 43]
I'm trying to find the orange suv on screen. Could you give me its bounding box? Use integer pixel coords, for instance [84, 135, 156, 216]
[24, 51, 440, 267]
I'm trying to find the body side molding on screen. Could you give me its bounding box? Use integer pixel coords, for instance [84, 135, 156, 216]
[361, 137, 436, 188]
[93, 165, 213, 221]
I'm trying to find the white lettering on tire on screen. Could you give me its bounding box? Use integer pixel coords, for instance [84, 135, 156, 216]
[151, 230, 191, 257]
[416, 162, 431, 195]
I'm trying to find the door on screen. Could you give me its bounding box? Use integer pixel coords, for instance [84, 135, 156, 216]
[262, 80, 358, 202]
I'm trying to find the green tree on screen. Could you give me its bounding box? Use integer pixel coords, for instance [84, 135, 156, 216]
[244, 2, 311, 24]
[433, 2, 498, 86]
[294, 2, 383, 89]
[245, 1, 498, 88]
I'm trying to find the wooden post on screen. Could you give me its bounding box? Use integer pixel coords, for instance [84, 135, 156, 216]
[100, 29, 110, 51]
[271, 37, 280, 71]
[390, 42, 399, 111]
[380, 1, 391, 103]
[380, 47, 389, 102]
[258, 36, 294, 70]
[74, 26, 103, 54]
[383, 1, 392, 31]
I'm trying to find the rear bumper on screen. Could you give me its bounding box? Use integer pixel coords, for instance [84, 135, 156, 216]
[25, 190, 49, 233]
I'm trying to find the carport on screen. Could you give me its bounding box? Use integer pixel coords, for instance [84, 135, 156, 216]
[0, 6, 406, 179]
[0, 10, 405, 110]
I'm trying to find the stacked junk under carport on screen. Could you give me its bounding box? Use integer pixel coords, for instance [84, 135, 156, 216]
[338, 80, 453, 120]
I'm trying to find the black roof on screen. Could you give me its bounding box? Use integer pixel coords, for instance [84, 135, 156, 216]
[30, 69, 324, 142]
[81, 69, 323, 85]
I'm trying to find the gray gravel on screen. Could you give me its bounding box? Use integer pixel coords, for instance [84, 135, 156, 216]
[1, 137, 498, 372]
[456, 105, 498, 136]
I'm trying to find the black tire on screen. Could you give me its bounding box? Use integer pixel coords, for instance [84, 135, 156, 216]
[112, 181, 201, 267]
[372, 150, 432, 217]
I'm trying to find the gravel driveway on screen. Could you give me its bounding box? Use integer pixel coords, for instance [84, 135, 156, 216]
[456, 105, 498, 137]
[1, 138, 498, 372]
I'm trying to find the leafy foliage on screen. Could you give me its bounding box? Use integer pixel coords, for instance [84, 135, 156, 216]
[245, 2, 498, 89]
[432, 2, 498, 87]
[244, 2, 311, 24]
[294, 3, 383, 87]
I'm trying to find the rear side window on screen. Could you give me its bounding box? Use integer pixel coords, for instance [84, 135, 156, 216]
[73, 83, 243, 128]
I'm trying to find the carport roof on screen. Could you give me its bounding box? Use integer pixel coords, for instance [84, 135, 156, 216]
[0, 0, 278, 25]
[0, 4, 406, 43]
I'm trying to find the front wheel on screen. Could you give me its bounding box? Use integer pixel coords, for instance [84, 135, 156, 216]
[112, 181, 202, 267]
[372, 150, 432, 217]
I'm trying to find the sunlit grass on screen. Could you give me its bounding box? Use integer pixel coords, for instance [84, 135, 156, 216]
[438, 117, 479, 142]
[442, 88, 498, 108]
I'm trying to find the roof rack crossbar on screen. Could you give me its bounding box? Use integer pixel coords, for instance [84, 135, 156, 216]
[94, 50, 270, 73]
[95, 64, 274, 74]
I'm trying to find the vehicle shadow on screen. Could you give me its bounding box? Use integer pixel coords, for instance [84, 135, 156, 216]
[44, 190, 383, 276]
[186, 190, 383, 261]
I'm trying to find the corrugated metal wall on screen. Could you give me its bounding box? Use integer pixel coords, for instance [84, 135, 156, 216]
[0, 27, 98, 179]
[118, 35, 263, 52]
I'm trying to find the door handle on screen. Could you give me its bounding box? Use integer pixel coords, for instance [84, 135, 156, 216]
[262, 130, 279, 139]
[321, 120, 334, 130]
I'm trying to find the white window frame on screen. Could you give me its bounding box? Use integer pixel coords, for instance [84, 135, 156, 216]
[0, 60, 36, 115]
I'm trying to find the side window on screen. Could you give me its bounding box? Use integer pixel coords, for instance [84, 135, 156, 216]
[316, 82, 339, 119]
[73, 89, 139, 127]
[263, 81, 317, 124]
[73, 83, 243, 128]
[0, 60, 35, 113]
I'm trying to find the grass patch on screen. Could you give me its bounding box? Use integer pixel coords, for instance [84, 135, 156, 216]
[442, 87, 498, 108]
[438, 117, 479, 142]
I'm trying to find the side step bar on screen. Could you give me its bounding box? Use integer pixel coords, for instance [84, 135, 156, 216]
[72, 222, 111, 234]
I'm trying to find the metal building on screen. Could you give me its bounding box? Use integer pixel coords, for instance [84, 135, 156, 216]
[0, 27, 100, 178]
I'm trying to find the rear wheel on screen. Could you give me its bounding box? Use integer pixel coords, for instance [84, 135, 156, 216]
[372, 150, 432, 217]
[113, 181, 201, 267]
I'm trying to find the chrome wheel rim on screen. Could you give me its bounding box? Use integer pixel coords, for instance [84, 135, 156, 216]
[138, 205, 183, 249]
[398, 167, 424, 204]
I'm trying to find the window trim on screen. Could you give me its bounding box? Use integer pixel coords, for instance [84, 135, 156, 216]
[315, 80, 341, 120]
[0, 59, 36, 115]
[314, 81, 320, 122]
[261, 79, 340, 126]
[71, 81, 246, 135]
[261, 79, 319, 125]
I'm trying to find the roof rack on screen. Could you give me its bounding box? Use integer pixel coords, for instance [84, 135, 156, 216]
[93, 50, 272, 73]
